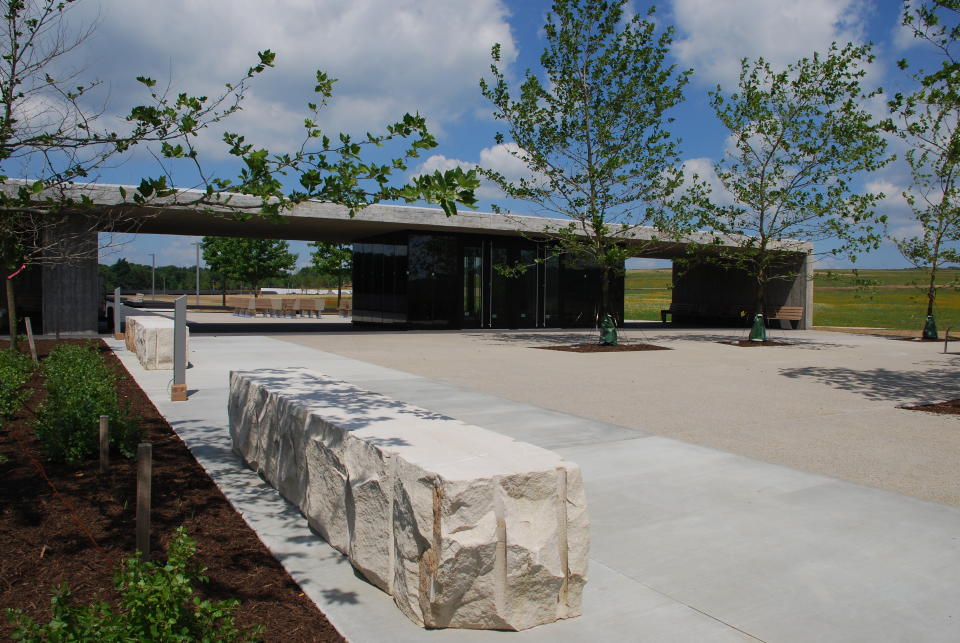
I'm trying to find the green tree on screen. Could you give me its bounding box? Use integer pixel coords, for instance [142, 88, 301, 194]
[479, 0, 695, 341]
[310, 241, 352, 307]
[889, 1, 960, 338]
[0, 0, 478, 349]
[699, 43, 893, 326]
[200, 237, 296, 293]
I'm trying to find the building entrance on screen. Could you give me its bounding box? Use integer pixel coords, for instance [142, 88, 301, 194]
[353, 231, 622, 330]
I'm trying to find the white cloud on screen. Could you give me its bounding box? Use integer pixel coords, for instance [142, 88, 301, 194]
[681, 156, 735, 206]
[864, 179, 924, 240]
[670, 0, 870, 88]
[415, 154, 475, 175]
[865, 179, 909, 207]
[412, 152, 506, 198]
[892, 5, 918, 51]
[479, 142, 535, 179]
[67, 0, 517, 157]
[412, 142, 537, 200]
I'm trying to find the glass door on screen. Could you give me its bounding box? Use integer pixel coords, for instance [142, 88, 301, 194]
[462, 245, 482, 328]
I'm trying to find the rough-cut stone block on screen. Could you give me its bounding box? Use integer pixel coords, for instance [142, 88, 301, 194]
[228, 368, 588, 631]
[123, 316, 188, 370]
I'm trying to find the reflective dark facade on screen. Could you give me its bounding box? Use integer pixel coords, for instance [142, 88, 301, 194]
[352, 232, 624, 329]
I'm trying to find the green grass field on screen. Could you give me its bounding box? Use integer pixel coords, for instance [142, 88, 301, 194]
[624, 268, 960, 331]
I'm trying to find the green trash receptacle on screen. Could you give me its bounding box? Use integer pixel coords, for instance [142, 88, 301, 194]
[600, 314, 618, 346]
[749, 313, 767, 342]
[923, 315, 938, 340]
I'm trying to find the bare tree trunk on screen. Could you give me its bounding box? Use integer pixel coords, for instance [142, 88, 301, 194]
[753, 282, 766, 319]
[600, 266, 610, 321]
[926, 264, 937, 318]
[754, 260, 767, 318]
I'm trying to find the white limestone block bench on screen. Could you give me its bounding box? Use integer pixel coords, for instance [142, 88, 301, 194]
[123, 316, 188, 370]
[228, 368, 588, 630]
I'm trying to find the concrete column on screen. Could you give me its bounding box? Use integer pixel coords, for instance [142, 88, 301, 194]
[40, 216, 99, 335]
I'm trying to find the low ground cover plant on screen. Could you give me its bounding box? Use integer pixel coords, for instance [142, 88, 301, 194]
[5, 527, 263, 642]
[34, 342, 140, 465]
[0, 349, 34, 426]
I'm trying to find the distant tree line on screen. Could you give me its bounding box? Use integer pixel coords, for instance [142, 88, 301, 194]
[98, 257, 350, 293]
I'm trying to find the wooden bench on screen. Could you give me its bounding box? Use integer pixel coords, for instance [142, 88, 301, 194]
[660, 302, 698, 324]
[227, 296, 253, 316]
[764, 306, 804, 329]
[338, 299, 353, 317]
[229, 369, 587, 630]
[254, 297, 274, 317]
[299, 298, 324, 318]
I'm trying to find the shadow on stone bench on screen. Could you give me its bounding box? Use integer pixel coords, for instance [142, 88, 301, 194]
[228, 368, 588, 631]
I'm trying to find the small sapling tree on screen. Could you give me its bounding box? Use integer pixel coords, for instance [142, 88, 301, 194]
[697, 42, 893, 337]
[480, 0, 696, 342]
[889, 0, 960, 338]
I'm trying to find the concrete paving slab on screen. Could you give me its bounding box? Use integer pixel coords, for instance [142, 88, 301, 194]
[566, 437, 960, 643]
[343, 378, 646, 449]
[105, 332, 960, 642]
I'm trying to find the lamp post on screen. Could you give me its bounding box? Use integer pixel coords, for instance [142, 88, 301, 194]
[148, 253, 155, 301]
[192, 242, 201, 306]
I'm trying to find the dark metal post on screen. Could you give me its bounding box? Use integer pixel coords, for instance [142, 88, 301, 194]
[113, 287, 122, 340]
[171, 295, 187, 401]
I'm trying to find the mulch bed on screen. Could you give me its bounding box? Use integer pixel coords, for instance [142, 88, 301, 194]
[536, 343, 670, 353]
[903, 399, 960, 416]
[718, 340, 791, 347]
[0, 339, 343, 642]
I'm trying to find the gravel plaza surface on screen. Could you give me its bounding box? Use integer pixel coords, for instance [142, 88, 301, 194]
[109, 318, 960, 642]
[275, 325, 960, 507]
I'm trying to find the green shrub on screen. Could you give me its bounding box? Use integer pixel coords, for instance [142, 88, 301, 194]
[5, 527, 263, 642]
[34, 342, 140, 465]
[0, 349, 34, 425]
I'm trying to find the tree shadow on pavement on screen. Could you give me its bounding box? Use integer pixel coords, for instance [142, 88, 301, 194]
[779, 365, 960, 403]
[633, 332, 856, 349]
[466, 332, 601, 346]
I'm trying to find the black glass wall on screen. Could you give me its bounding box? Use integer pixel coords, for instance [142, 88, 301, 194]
[407, 234, 458, 327]
[352, 231, 623, 329]
[353, 236, 408, 326]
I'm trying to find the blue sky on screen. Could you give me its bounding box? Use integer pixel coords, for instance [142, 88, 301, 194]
[53, 0, 944, 270]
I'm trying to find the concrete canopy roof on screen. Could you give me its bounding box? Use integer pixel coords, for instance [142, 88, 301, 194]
[20, 181, 814, 259]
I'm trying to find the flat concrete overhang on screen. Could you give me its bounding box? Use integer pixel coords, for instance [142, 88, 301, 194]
[11, 181, 813, 259]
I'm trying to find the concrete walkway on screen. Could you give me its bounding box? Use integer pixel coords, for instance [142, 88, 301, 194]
[105, 332, 960, 642]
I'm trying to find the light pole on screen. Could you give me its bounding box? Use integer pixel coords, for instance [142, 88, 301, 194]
[148, 253, 155, 301]
[192, 242, 201, 306]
